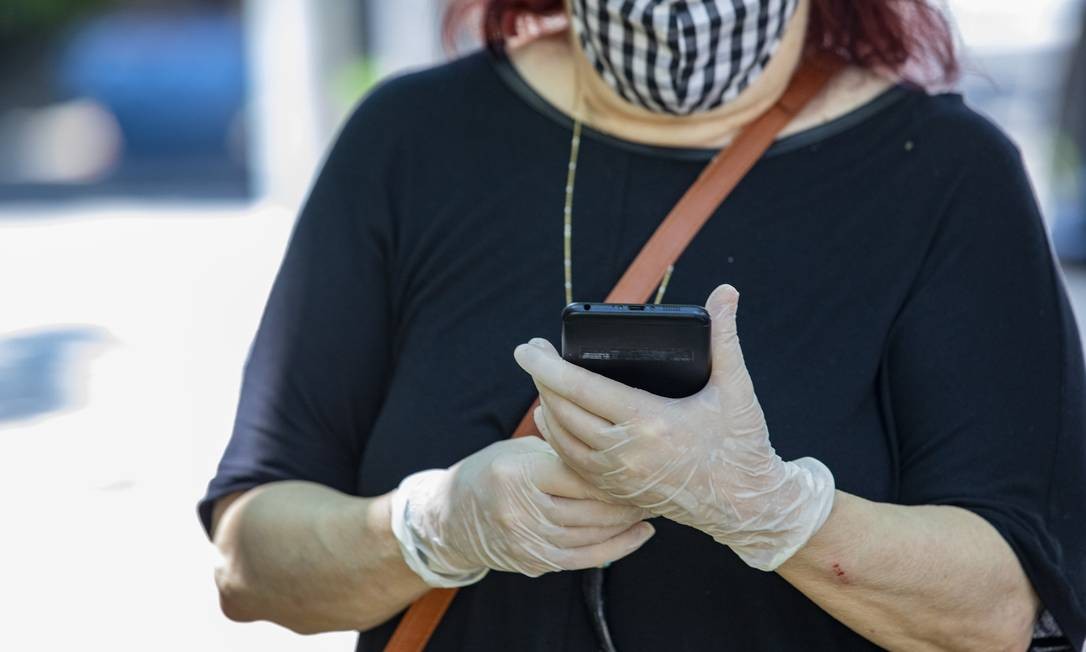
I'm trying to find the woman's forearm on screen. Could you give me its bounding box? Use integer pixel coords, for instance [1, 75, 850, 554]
[777, 491, 1039, 651]
[211, 480, 428, 634]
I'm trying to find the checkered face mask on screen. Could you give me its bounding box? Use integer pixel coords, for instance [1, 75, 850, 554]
[570, 0, 799, 115]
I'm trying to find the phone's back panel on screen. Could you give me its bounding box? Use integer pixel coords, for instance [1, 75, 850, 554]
[561, 303, 711, 399]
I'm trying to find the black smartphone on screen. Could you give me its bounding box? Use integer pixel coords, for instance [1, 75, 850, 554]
[561, 303, 711, 398]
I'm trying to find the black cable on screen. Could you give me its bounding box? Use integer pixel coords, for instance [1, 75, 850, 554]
[582, 567, 618, 652]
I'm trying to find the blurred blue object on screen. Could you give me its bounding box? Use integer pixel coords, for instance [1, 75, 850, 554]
[1051, 3, 1086, 265]
[51, 8, 249, 196]
[1053, 171, 1086, 263]
[0, 326, 106, 424]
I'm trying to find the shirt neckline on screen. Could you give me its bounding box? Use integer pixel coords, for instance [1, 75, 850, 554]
[489, 49, 916, 162]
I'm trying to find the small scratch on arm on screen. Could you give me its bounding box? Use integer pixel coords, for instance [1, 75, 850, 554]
[831, 562, 850, 585]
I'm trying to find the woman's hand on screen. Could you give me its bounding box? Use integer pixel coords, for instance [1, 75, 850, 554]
[513, 284, 835, 571]
[392, 437, 655, 583]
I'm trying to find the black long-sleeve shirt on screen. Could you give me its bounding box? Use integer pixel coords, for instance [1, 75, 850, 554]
[200, 50, 1086, 651]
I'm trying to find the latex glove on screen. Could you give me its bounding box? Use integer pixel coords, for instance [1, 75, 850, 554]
[391, 436, 655, 586]
[512, 285, 835, 571]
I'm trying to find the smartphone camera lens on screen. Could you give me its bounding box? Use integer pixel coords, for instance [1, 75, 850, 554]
[583, 304, 591, 311]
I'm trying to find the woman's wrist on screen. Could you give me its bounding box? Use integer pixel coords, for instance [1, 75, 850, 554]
[390, 469, 489, 588]
[709, 456, 837, 572]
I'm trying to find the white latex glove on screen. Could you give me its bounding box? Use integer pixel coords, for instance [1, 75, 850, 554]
[512, 285, 835, 571]
[391, 436, 655, 586]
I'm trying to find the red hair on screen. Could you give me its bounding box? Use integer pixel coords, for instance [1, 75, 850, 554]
[444, 0, 958, 86]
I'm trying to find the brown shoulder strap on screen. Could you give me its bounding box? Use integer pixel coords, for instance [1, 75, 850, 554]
[604, 54, 842, 305]
[384, 53, 844, 652]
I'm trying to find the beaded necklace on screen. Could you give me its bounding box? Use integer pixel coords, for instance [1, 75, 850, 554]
[561, 118, 674, 306]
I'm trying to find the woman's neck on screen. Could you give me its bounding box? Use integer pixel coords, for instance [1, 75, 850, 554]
[508, 0, 896, 149]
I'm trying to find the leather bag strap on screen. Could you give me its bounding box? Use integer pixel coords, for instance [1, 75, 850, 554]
[384, 53, 844, 652]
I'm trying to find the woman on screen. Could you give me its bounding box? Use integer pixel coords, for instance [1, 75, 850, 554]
[200, 0, 1086, 649]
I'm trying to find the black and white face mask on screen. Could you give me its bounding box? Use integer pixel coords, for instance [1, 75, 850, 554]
[570, 0, 799, 115]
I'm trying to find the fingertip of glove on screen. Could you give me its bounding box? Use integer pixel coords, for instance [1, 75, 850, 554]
[513, 343, 536, 368]
[623, 521, 656, 552]
[514, 338, 554, 367]
[706, 284, 740, 313]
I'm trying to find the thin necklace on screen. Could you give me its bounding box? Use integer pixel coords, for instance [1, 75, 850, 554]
[562, 120, 675, 306]
[563, 119, 582, 306]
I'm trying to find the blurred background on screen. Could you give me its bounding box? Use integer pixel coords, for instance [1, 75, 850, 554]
[0, 1, 1083, 650]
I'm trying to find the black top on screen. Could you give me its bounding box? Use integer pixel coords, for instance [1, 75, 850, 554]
[199, 50, 1086, 651]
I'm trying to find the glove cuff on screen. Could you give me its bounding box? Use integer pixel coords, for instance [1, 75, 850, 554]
[390, 469, 489, 588]
[725, 456, 836, 572]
